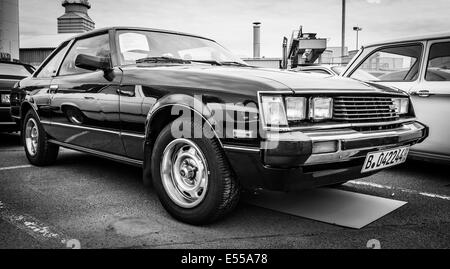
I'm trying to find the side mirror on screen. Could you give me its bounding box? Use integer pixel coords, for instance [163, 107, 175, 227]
[75, 54, 111, 71]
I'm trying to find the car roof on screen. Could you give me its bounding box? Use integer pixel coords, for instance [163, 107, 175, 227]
[62, 26, 215, 43]
[365, 31, 450, 48]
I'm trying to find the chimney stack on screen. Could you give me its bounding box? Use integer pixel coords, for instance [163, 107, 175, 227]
[253, 22, 261, 58]
[0, 0, 19, 61]
[281, 37, 288, 69]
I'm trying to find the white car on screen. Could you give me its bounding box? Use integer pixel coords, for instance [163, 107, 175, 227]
[292, 65, 344, 76]
[341, 32, 450, 163]
[293, 65, 379, 81]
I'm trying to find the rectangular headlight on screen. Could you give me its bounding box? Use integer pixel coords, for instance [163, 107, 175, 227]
[260, 95, 288, 127]
[392, 98, 409, 115]
[285, 97, 306, 121]
[309, 97, 333, 120]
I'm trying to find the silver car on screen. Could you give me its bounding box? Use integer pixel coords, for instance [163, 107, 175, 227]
[291, 65, 343, 76]
[341, 32, 450, 163]
[293, 65, 379, 81]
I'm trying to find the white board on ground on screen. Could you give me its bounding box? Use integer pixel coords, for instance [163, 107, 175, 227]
[244, 188, 407, 229]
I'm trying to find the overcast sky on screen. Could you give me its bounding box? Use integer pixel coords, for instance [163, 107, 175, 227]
[19, 0, 450, 57]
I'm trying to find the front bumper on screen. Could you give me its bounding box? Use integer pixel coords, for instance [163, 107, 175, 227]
[224, 120, 428, 191]
[262, 121, 428, 167]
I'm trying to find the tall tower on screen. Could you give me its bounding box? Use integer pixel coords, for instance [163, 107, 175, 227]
[57, 0, 95, 34]
[0, 0, 20, 61]
[253, 22, 261, 59]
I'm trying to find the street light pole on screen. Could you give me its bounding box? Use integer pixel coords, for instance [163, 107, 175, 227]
[353, 26, 362, 50]
[341, 0, 346, 63]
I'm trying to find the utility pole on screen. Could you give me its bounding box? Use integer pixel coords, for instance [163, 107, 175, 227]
[341, 0, 346, 64]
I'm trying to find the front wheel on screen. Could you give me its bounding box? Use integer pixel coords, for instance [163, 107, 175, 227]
[22, 110, 59, 166]
[151, 120, 240, 225]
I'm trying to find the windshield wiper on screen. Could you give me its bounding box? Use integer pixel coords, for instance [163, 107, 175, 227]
[136, 56, 191, 64]
[219, 61, 249, 67]
[190, 60, 223, 66]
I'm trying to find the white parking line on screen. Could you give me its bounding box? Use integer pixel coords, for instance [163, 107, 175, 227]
[0, 200, 77, 248]
[0, 165, 33, 172]
[347, 180, 450, 201]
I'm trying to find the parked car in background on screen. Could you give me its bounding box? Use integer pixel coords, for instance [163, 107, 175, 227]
[291, 65, 344, 76]
[341, 32, 450, 163]
[292, 64, 380, 82]
[0, 61, 35, 132]
[11, 27, 428, 224]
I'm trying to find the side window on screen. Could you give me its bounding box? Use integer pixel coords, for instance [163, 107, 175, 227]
[59, 34, 111, 76]
[425, 42, 450, 81]
[351, 44, 423, 82]
[36, 43, 70, 78]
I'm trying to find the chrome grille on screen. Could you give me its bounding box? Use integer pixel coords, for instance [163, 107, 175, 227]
[333, 96, 399, 122]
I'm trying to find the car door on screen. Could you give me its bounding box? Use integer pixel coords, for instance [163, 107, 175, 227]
[46, 33, 126, 156]
[118, 85, 156, 160]
[408, 39, 450, 157]
[17, 41, 72, 125]
[346, 42, 426, 94]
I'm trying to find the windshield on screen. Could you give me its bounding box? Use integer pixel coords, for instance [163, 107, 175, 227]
[117, 30, 247, 66]
[0, 63, 33, 77]
[332, 63, 378, 81]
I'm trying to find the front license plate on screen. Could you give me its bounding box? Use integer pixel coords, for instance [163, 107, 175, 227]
[1, 94, 10, 104]
[362, 146, 409, 173]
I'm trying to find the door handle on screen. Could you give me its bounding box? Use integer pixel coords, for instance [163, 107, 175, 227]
[410, 90, 432, 98]
[84, 96, 95, 100]
[49, 85, 59, 94]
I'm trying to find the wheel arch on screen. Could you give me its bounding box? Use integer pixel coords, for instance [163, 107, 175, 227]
[142, 94, 224, 186]
[20, 101, 40, 121]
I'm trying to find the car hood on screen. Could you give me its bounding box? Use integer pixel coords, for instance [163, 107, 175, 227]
[201, 67, 405, 93]
[126, 64, 406, 96]
[0, 76, 25, 90]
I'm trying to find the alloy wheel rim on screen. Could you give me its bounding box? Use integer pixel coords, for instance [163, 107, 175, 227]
[25, 118, 39, 156]
[160, 138, 209, 208]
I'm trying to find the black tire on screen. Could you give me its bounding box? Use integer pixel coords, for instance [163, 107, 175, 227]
[22, 110, 59, 166]
[151, 119, 240, 225]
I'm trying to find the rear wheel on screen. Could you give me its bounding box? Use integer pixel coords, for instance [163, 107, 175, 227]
[151, 119, 240, 224]
[22, 110, 59, 166]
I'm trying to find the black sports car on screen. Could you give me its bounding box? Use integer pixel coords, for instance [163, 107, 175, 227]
[11, 27, 428, 224]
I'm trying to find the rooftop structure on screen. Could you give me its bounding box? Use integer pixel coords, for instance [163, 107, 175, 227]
[57, 0, 95, 34]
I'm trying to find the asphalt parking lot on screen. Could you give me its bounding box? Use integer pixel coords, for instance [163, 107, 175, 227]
[0, 132, 449, 249]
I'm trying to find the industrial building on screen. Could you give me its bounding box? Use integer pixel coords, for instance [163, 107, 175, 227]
[19, 34, 74, 67]
[19, 0, 95, 67]
[242, 23, 352, 69]
[241, 22, 282, 68]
